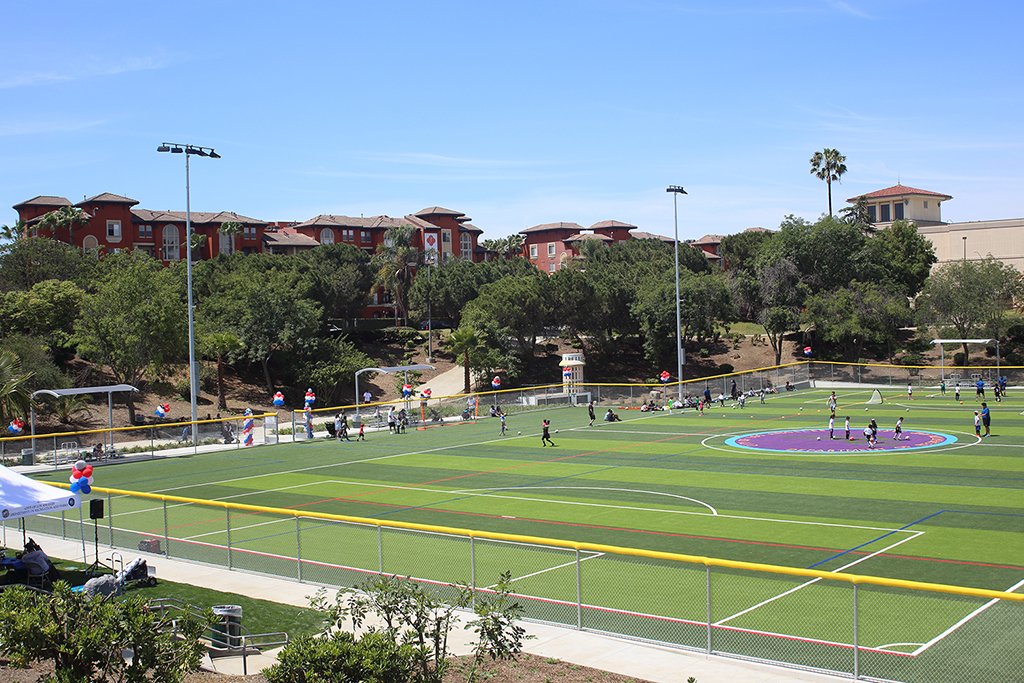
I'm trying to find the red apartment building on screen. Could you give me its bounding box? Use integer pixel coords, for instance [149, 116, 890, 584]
[520, 220, 642, 272]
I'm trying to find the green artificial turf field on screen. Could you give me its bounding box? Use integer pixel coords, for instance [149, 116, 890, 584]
[30, 386, 1024, 681]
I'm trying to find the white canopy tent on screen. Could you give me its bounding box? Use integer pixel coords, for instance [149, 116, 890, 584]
[0, 465, 79, 521]
[931, 339, 1000, 383]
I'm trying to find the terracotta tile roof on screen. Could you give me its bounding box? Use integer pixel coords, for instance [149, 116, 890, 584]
[403, 215, 439, 230]
[458, 222, 483, 233]
[847, 184, 952, 202]
[744, 226, 772, 233]
[691, 234, 725, 245]
[262, 227, 319, 247]
[456, 216, 472, 223]
[631, 231, 673, 242]
[589, 220, 637, 230]
[131, 209, 267, 225]
[291, 214, 393, 229]
[13, 195, 71, 210]
[76, 192, 139, 206]
[520, 221, 586, 234]
[414, 206, 466, 218]
[564, 232, 613, 243]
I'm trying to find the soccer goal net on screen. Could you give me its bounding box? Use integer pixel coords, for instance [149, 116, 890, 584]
[866, 389, 884, 405]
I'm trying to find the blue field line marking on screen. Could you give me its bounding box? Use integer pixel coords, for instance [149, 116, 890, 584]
[942, 509, 1024, 518]
[806, 510, 946, 569]
[367, 465, 618, 519]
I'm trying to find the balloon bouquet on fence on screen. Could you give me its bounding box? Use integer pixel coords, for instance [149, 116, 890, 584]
[69, 460, 94, 495]
[7, 417, 25, 435]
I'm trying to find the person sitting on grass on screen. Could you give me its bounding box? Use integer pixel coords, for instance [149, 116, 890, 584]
[604, 408, 621, 422]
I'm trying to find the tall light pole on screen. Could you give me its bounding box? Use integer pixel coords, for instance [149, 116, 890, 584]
[157, 143, 221, 441]
[962, 235, 967, 261]
[667, 186, 687, 401]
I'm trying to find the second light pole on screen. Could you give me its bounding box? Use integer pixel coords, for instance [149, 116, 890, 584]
[157, 142, 221, 442]
[667, 185, 687, 402]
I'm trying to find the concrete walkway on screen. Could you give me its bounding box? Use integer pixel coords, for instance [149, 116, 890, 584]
[33, 533, 846, 683]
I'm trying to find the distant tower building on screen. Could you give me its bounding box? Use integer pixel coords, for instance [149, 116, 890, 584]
[559, 353, 585, 397]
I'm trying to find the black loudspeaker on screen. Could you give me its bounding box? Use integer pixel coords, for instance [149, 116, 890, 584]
[89, 499, 104, 520]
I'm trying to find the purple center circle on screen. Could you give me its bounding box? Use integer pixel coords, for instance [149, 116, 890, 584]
[723, 428, 957, 454]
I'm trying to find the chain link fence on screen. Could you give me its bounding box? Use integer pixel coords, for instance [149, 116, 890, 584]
[15, 492, 1021, 682]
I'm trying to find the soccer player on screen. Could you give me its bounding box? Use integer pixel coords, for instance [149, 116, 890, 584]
[894, 416, 904, 441]
[906, 383, 913, 400]
[499, 413, 507, 436]
[981, 402, 991, 437]
[844, 416, 851, 441]
[870, 418, 879, 441]
[587, 400, 596, 427]
[863, 426, 875, 449]
[357, 423, 366, 441]
[828, 414, 835, 440]
[974, 411, 981, 437]
[541, 419, 556, 447]
[955, 383, 961, 402]
[940, 380, 946, 396]
[827, 392, 837, 413]
[976, 378, 985, 401]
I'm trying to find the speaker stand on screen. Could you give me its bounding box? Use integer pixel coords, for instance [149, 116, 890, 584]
[85, 518, 111, 577]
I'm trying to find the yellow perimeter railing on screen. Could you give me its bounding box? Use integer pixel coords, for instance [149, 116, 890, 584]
[48, 483, 1024, 604]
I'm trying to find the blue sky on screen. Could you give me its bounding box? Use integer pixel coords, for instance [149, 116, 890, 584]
[2, 1, 1021, 240]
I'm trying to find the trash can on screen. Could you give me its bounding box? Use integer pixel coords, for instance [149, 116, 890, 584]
[209, 605, 243, 653]
[351, 415, 361, 429]
[20, 449, 34, 466]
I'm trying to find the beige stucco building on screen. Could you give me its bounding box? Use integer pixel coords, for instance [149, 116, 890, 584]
[847, 184, 1024, 269]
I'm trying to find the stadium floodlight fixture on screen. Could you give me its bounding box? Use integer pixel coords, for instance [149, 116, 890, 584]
[157, 141, 222, 446]
[666, 185, 687, 401]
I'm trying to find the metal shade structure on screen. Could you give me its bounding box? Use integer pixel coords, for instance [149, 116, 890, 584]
[30, 384, 138, 453]
[931, 339, 1000, 382]
[355, 364, 436, 414]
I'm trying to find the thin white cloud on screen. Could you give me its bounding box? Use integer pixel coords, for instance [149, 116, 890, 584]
[0, 55, 176, 90]
[825, 0, 871, 19]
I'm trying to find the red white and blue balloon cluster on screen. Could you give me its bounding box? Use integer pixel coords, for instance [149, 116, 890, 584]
[304, 389, 316, 408]
[491, 376, 501, 390]
[242, 408, 254, 447]
[6, 417, 25, 435]
[69, 460, 94, 495]
[154, 403, 170, 419]
[562, 367, 572, 380]
[803, 346, 813, 358]
[402, 383, 413, 398]
[422, 388, 432, 399]
[659, 370, 671, 384]
[272, 391, 285, 407]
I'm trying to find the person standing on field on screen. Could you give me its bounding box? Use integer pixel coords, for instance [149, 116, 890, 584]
[844, 416, 851, 441]
[981, 402, 991, 437]
[828, 414, 835, 440]
[541, 419, 556, 447]
[587, 400, 596, 427]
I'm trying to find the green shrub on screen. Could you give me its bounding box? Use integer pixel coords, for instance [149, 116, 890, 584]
[717, 363, 734, 375]
[699, 348, 710, 358]
[266, 630, 418, 683]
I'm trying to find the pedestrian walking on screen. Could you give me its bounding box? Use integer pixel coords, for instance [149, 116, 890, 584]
[541, 419, 556, 447]
[339, 412, 351, 441]
[334, 413, 343, 441]
[587, 400, 596, 427]
[981, 402, 991, 437]
[499, 413, 507, 436]
[387, 406, 397, 434]
[357, 423, 366, 441]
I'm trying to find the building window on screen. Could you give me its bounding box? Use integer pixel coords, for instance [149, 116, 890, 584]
[549, 262, 556, 273]
[547, 242, 556, 257]
[138, 224, 153, 240]
[880, 204, 891, 222]
[441, 230, 452, 244]
[361, 230, 371, 243]
[82, 235, 99, 256]
[342, 229, 355, 241]
[924, 200, 929, 209]
[106, 220, 122, 242]
[460, 233, 472, 257]
[894, 202, 904, 220]
[529, 244, 538, 259]
[320, 228, 335, 245]
[867, 205, 876, 222]
[162, 225, 180, 261]
[243, 226, 257, 240]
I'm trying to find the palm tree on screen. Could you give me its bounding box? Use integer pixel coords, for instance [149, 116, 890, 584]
[809, 148, 848, 217]
[0, 350, 33, 425]
[199, 331, 242, 410]
[447, 326, 482, 394]
[47, 395, 92, 427]
[36, 206, 89, 245]
[219, 220, 242, 256]
[0, 219, 27, 242]
[372, 224, 420, 324]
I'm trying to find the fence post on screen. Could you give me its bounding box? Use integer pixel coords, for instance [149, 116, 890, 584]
[470, 536, 477, 609]
[377, 524, 383, 574]
[226, 507, 233, 570]
[162, 500, 170, 558]
[296, 517, 302, 582]
[106, 491, 113, 548]
[853, 583, 860, 679]
[575, 548, 582, 630]
[706, 565, 713, 654]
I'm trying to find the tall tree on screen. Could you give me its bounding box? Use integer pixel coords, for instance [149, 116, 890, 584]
[447, 326, 483, 394]
[74, 252, 186, 423]
[809, 148, 848, 217]
[916, 258, 1022, 361]
[198, 330, 242, 410]
[218, 220, 242, 256]
[719, 230, 773, 273]
[0, 219, 27, 242]
[0, 237, 91, 292]
[372, 224, 420, 324]
[298, 243, 373, 323]
[0, 349, 33, 424]
[35, 206, 90, 245]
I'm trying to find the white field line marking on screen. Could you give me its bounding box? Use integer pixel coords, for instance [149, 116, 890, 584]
[911, 576, 1024, 655]
[577, 429, 719, 436]
[701, 429, 980, 458]
[714, 531, 924, 626]
[875, 642, 925, 651]
[455, 486, 718, 515]
[489, 552, 605, 589]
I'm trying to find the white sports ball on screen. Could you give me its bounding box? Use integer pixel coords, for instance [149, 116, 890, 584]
[799, 407, 803, 411]
[517, 431, 521, 435]
[816, 436, 821, 441]
[555, 429, 559, 433]
[865, 408, 869, 411]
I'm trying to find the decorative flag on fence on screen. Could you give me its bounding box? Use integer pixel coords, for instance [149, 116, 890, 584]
[6, 417, 24, 435]
[304, 388, 316, 407]
[69, 460, 94, 495]
[803, 346, 813, 358]
[154, 403, 169, 419]
[491, 376, 502, 390]
[242, 408, 254, 447]
[659, 370, 671, 383]
[402, 383, 413, 398]
[272, 391, 285, 407]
